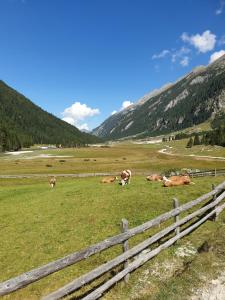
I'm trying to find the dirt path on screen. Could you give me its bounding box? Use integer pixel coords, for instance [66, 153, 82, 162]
[191, 271, 225, 300]
[158, 149, 225, 161]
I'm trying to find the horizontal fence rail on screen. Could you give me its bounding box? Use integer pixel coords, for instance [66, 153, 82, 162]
[1, 181, 225, 299]
[188, 168, 225, 178]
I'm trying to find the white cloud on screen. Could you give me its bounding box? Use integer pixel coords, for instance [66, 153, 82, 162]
[110, 100, 133, 117]
[181, 30, 216, 53]
[215, 1, 225, 15]
[62, 117, 75, 125]
[218, 35, 225, 45]
[209, 50, 225, 63]
[171, 47, 191, 63]
[121, 100, 133, 110]
[78, 123, 89, 131]
[62, 102, 100, 130]
[180, 56, 189, 67]
[111, 110, 117, 115]
[152, 50, 170, 59]
[152, 46, 191, 67]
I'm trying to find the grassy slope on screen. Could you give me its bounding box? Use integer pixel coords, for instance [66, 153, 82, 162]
[1, 175, 225, 299]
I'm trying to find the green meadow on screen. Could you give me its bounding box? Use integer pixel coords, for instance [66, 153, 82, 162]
[1, 141, 225, 299]
[1, 140, 225, 175]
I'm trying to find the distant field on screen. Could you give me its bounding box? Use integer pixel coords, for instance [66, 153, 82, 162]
[1, 140, 225, 176]
[1, 175, 225, 299]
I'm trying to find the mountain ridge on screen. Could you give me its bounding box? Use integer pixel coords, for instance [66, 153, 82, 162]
[92, 55, 225, 140]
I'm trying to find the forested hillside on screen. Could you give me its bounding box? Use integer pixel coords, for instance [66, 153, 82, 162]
[0, 80, 100, 151]
[200, 112, 225, 147]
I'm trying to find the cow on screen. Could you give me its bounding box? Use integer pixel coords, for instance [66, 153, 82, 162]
[162, 175, 193, 187]
[101, 176, 118, 183]
[120, 170, 132, 186]
[49, 176, 56, 188]
[169, 175, 191, 183]
[146, 174, 163, 181]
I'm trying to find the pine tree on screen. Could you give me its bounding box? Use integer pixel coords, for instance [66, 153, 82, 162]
[186, 137, 193, 148]
[193, 134, 201, 145]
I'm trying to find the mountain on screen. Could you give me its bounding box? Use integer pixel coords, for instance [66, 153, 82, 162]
[92, 54, 225, 140]
[0, 80, 100, 151]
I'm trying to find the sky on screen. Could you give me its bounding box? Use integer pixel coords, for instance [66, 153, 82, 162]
[0, 0, 225, 131]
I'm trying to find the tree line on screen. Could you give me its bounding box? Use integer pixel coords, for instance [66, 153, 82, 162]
[185, 113, 225, 148]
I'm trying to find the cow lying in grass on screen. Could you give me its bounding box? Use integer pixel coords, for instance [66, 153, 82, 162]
[49, 176, 56, 188]
[163, 175, 193, 187]
[120, 170, 132, 186]
[146, 174, 163, 181]
[101, 176, 118, 183]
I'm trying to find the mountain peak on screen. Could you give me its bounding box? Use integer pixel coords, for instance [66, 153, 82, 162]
[92, 57, 225, 140]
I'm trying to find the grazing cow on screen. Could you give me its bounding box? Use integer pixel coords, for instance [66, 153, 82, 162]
[146, 174, 163, 181]
[49, 176, 56, 188]
[120, 170, 132, 186]
[163, 175, 192, 187]
[101, 176, 118, 183]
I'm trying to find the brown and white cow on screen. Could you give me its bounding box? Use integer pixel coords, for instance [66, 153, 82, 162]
[163, 175, 192, 187]
[120, 170, 132, 186]
[101, 176, 118, 183]
[146, 174, 163, 181]
[49, 176, 56, 188]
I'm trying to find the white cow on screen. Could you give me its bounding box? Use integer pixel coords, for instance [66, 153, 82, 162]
[49, 176, 56, 188]
[120, 170, 132, 186]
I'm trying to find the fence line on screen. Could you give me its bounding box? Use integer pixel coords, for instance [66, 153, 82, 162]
[80, 202, 225, 300]
[1, 168, 225, 179]
[43, 191, 225, 300]
[188, 168, 225, 177]
[1, 181, 225, 299]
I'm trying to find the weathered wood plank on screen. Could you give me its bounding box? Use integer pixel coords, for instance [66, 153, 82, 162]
[216, 202, 225, 215]
[173, 198, 180, 237]
[211, 184, 217, 221]
[81, 202, 225, 300]
[121, 219, 129, 283]
[41, 191, 225, 300]
[1, 182, 225, 297]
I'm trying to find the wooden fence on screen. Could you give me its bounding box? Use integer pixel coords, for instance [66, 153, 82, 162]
[1, 168, 225, 179]
[1, 181, 225, 299]
[188, 168, 225, 178]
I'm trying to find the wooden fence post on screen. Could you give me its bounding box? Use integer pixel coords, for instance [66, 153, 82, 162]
[173, 198, 180, 238]
[215, 169, 217, 177]
[121, 219, 129, 283]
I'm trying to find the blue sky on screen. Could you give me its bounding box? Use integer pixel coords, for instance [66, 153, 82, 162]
[0, 0, 225, 130]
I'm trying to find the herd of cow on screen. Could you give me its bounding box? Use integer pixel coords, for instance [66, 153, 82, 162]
[100, 170, 193, 187]
[49, 169, 193, 188]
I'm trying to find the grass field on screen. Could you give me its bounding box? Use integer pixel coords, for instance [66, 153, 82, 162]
[1, 140, 225, 175]
[1, 141, 225, 299]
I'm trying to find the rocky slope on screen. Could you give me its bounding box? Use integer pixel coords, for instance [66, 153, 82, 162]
[92, 54, 225, 140]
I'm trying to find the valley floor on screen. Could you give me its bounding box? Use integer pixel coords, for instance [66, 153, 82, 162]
[1, 141, 225, 299]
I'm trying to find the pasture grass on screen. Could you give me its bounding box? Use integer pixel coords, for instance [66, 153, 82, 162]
[1, 141, 225, 175]
[1, 141, 225, 299]
[1, 175, 225, 299]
